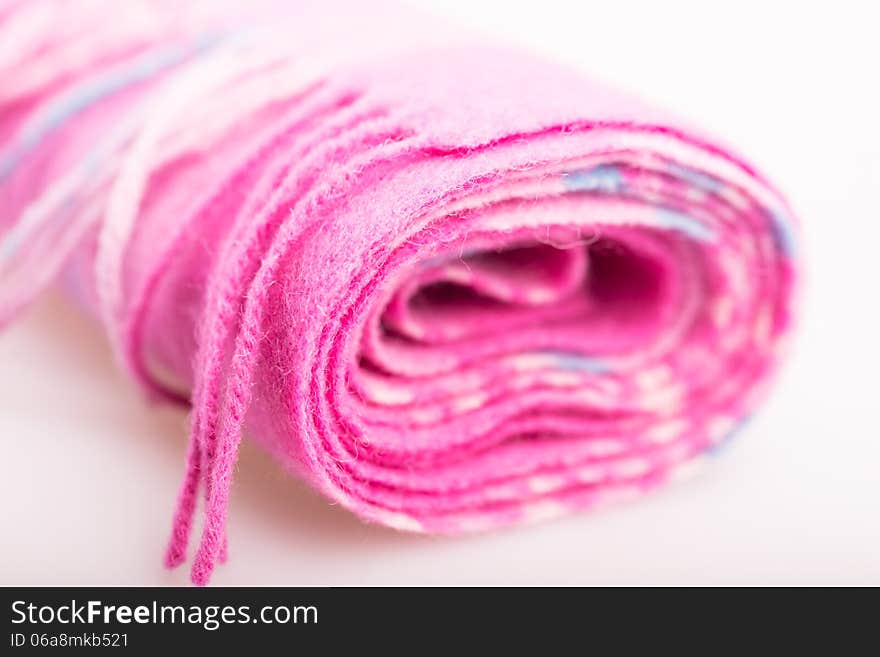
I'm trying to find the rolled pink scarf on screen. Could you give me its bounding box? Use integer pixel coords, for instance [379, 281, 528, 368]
[0, 0, 798, 585]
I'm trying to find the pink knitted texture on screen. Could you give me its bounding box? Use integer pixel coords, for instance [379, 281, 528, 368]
[0, 0, 798, 585]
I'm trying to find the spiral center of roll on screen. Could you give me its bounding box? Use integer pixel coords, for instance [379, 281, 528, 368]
[381, 235, 674, 350]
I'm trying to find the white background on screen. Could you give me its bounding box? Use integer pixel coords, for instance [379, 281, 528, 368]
[1, 0, 878, 584]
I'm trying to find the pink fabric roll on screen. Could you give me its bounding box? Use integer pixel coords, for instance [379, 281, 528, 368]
[0, 0, 798, 585]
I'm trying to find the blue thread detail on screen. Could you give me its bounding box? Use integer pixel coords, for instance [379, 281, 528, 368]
[0, 32, 224, 183]
[667, 162, 723, 192]
[708, 415, 752, 456]
[656, 209, 715, 242]
[0, 228, 21, 261]
[563, 164, 624, 193]
[418, 255, 448, 269]
[768, 208, 796, 257]
[543, 351, 609, 374]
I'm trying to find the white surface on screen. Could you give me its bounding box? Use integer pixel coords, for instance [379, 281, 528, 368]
[1, 0, 878, 585]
